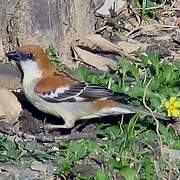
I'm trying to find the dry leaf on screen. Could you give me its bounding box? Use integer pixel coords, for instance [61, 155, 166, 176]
[96, 0, 113, 15]
[117, 39, 144, 53]
[83, 34, 138, 62]
[73, 46, 116, 71]
[31, 161, 48, 173]
[175, 17, 180, 26]
[129, 24, 177, 39]
[0, 88, 22, 122]
[73, 34, 139, 70]
[96, 0, 126, 15]
[85, 34, 120, 52]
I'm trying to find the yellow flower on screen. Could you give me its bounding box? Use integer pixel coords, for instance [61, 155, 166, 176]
[165, 97, 180, 117]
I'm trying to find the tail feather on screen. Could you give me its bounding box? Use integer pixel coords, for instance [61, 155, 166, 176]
[100, 103, 171, 121]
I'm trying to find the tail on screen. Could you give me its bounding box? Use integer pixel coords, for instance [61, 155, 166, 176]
[122, 104, 170, 121]
[100, 103, 172, 121]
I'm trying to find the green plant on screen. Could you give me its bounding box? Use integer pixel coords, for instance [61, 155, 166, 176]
[0, 48, 178, 179]
[46, 46, 62, 68]
[130, 0, 166, 21]
[70, 52, 180, 179]
[74, 53, 179, 116]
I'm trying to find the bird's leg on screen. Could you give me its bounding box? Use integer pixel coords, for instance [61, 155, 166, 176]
[45, 118, 75, 129]
[71, 121, 89, 133]
[42, 116, 49, 134]
[45, 124, 72, 129]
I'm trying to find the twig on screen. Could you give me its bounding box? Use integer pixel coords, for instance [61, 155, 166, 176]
[143, 79, 172, 180]
[154, 160, 162, 178]
[119, 114, 124, 136]
[20, 131, 98, 142]
[170, 0, 176, 8]
[126, 27, 142, 37]
[169, 8, 180, 11]
[127, 24, 177, 37]
[95, 26, 108, 33]
[117, 49, 141, 63]
[0, 122, 98, 142]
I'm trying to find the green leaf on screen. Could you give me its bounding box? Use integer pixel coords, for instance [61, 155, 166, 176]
[142, 158, 155, 180]
[138, 52, 149, 64]
[149, 96, 161, 109]
[94, 169, 110, 180]
[128, 64, 140, 81]
[118, 57, 131, 73]
[59, 158, 72, 171]
[59, 140, 98, 172]
[88, 74, 100, 84]
[108, 157, 121, 169]
[173, 140, 180, 150]
[172, 60, 180, 72]
[158, 64, 174, 83]
[31, 150, 55, 161]
[141, 0, 147, 17]
[128, 85, 155, 99]
[148, 53, 160, 75]
[73, 65, 90, 81]
[119, 166, 137, 180]
[126, 114, 139, 139]
[25, 140, 37, 150]
[46, 46, 61, 68]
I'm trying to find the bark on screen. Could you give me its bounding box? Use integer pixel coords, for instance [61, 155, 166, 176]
[0, 0, 95, 67]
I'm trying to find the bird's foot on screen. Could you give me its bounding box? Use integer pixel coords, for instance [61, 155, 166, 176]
[45, 124, 72, 129]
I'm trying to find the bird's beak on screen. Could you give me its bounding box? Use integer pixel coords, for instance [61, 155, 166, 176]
[6, 51, 21, 61]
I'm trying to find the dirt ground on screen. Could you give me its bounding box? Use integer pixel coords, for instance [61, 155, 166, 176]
[0, 0, 179, 179]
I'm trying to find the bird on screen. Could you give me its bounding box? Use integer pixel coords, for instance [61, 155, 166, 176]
[6, 45, 170, 129]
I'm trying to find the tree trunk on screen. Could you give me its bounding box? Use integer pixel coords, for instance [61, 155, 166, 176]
[0, 0, 95, 67]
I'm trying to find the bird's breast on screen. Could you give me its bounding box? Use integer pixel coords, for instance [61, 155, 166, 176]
[22, 79, 58, 115]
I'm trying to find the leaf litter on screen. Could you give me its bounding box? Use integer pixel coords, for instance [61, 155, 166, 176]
[0, 0, 180, 179]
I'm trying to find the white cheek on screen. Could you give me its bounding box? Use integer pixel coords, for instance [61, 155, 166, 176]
[20, 61, 42, 78]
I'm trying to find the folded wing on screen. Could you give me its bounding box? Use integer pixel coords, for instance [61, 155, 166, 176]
[36, 81, 130, 103]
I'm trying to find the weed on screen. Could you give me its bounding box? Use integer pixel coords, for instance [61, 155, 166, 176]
[0, 48, 179, 179]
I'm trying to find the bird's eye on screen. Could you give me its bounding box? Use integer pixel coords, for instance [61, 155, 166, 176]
[27, 54, 33, 58]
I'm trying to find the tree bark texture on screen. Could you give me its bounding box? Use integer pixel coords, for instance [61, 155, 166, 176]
[0, 0, 95, 66]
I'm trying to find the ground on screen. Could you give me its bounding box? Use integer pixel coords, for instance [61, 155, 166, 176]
[0, 0, 180, 179]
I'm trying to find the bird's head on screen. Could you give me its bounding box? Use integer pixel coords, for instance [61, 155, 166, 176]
[6, 45, 54, 78]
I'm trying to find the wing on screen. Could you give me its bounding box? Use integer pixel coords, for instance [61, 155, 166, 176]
[36, 82, 130, 103]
